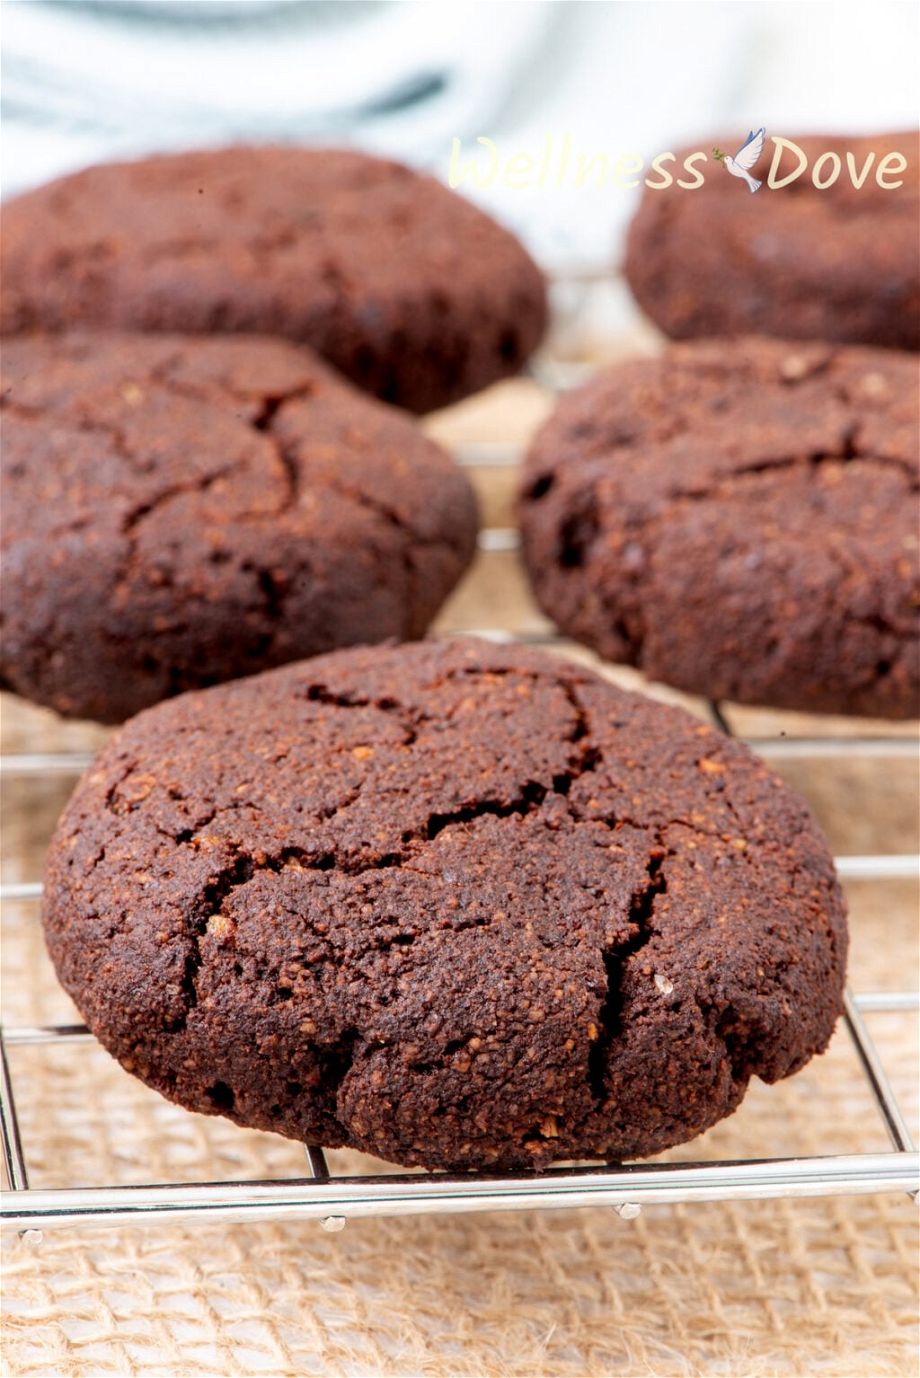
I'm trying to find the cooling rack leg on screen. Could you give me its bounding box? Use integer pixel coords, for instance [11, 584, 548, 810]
[304, 1144, 346, 1230]
[843, 991, 917, 1170]
[305, 1145, 330, 1181]
[0, 1032, 29, 1192]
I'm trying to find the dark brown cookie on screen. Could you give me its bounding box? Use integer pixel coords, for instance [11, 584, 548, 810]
[625, 132, 920, 351]
[0, 146, 547, 412]
[519, 338, 920, 718]
[1, 332, 477, 723]
[42, 638, 847, 1172]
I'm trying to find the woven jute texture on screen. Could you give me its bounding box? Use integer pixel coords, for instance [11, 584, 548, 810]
[2, 374, 918, 1378]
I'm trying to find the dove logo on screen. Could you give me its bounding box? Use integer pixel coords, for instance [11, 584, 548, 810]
[712, 128, 766, 193]
[711, 131, 909, 193]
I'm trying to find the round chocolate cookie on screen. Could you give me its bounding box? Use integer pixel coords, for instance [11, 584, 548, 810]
[0, 146, 547, 412]
[520, 338, 920, 719]
[1, 332, 476, 723]
[42, 638, 847, 1172]
[624, 132, 919, 351]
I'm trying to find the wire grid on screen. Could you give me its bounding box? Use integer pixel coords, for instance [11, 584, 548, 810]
[1, 305, 918, 1236]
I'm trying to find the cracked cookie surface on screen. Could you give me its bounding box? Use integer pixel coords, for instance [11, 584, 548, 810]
[0, 145, 548, 412]
[1, 332, 477, 723]
[624, 132, 920, 350]
[520, 338, 920, 718]
[42, 638, 848, 1171]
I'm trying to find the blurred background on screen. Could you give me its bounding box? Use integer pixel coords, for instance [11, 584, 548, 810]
[3, 0, 918, 275]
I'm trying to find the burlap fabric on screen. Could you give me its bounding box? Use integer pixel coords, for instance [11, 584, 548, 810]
[2, 377, 917, 1377]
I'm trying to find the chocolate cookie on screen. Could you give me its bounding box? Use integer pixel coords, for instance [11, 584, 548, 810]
[519, 338, 920, 718]
[42, 638, 847, 1172]
[1, 332, 476, 723]
[625, 132, 920, 351]
[0, 146, 547, 412]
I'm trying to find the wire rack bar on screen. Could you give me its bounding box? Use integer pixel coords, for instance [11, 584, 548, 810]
[855, 992, 920, 1013]
[476, 527, 520, 553]
[835, 856, 918, 880]
[4, 1026, 96, 1047]
[728, 738, 919, 761]
[0, 752, 98, 776]
[1, 883, 42, 901]
[454, 443, 522, 468]
[3, 1153, 917, 1234]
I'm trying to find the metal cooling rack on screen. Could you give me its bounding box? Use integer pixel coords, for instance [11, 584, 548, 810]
[2, 330, 919, 1234]
[2, 646, 918, 1234]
